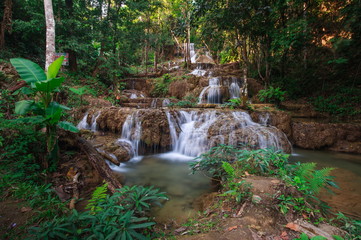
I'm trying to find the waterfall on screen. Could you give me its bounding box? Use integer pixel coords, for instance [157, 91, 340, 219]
[77, 112, 90, 130]
[151, 99, 158, 108]
[190, 66, 207, 77]
[130, 93, 137, 99]
[229, 77, 241, 99]
[90, 111, 101, 132]
[117, 111, 142, 158]
[190, 43, 197, 63]
[198, 77, 222, 104]
[162, 98, 171, 107]
[166, 110, 291, 157]
[259, 112, 270, 126]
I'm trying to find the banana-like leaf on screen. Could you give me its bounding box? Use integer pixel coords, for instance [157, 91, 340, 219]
[15, 100, 35, 115]
[46, 103, 63, 125]
[69, 86, 88, 95]
[35, 77, 64, 92]
[10, 58, 46, 84]
[47, 56, 64, 79]
[57, 121, 79, 133]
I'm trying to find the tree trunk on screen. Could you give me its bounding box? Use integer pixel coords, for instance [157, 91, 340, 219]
[77, 137, 122, 193]
[186, 23, 191, 67]
[0, 0, 12, 50]
[44, 0, 56, 71]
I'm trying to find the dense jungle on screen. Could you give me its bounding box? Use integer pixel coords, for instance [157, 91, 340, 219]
[0, 0, 361, 239]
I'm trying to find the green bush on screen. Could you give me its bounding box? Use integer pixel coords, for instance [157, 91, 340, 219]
[311, 87, 361, 116]
[191, 145, 337, 220]
[28, 185, 168, 240]
[258, 86, 286, 105]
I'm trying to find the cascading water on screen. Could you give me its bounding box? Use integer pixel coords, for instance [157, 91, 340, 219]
[166, 111, 218, 157]
[162, 98, 171, 107]
[229, 77, 241, 99]
[151, 99, 158, 108]
[90, 111, 101, 132]
[198, 77, 222, 104]
[190, 43, 197, 63]
[117, 111, 142, 158]
[77, 112, 90, 130]
[166, 110, 291, 157]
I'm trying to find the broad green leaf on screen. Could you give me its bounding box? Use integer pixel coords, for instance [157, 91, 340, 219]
[69, 86, 88, 95]
[15, 100, 35, 115]
[46, 104, 62, 125]
[47, 56, 64, 79]
[35, 77, 65, 92]
[10, 58, 46, 84]
[128, 222, 155, 229]
[57, 121, 79, 133]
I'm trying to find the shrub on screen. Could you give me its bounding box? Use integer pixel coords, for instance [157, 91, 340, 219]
[258, 86, 286, 105]
[28, 185, 168, 240]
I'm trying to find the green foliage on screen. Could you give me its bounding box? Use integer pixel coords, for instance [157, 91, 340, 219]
[191, 145, 337, 220]
[311, 87, 361, 116]
[293, 233, 344, 240]
[0, 118, 44, 194]
[86, 182, 108, 214]
[190, 145, 239, 182]
[168, 95, 198, 108]
[332, 212, 361, 240]
[221, 98, 242, 109]
[11, 57, 78, 168]
[28, 185, 168, 240]
[219, 162, 252, 203]
[258, 86, 286, 105]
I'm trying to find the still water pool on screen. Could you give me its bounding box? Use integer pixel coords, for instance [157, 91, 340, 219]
[110, 152, 212, 223]
[109, 148, 361, 222]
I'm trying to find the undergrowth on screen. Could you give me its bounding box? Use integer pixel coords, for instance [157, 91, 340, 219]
[28, 184, 168, 240]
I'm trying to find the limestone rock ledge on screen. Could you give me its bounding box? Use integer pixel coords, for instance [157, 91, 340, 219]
[292, 121, 361, 154]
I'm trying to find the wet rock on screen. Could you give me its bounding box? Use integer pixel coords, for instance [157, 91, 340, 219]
[251, 111, 292, 138]
[292, 121, 361, 154]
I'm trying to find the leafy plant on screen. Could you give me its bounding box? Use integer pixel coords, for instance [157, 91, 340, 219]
[28, 185, 168, 240]
[86, 182, 108, 214]
[221, 98, 242, 109]
[10, 57, 79, 168]
[219, 162, 252, 203]
[293, 233, 344, 240]
[258, 86, 286, 106]
[68, 85, 89, 105]
[332, 212, 361, 239]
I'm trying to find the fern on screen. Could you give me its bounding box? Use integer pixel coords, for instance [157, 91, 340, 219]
[293, 163, 337, 195]
[222, 161, 235, 178]
[86, 182, 108, 214]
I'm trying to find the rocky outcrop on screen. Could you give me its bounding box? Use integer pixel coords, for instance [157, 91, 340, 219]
[251, 111, 292, 138]
[292, 121, 361, 154]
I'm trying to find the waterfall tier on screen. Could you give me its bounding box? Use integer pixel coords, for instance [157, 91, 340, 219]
[80, 108, 292, 159]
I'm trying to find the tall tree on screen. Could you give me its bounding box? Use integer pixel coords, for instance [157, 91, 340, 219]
[0, 0, 12, 50]
[44, 0, 55, 70]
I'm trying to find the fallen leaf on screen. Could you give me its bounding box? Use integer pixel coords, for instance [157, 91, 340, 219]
[280, 231, 289, 240]
[285, 222, 300, 232]
[245, 171, 250, 176]
[227, 225, 238, 231]
[21, 207, 32, 213]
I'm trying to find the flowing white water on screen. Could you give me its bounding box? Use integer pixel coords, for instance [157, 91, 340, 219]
[162, 98, 171, 107]
[77, 112, 90, 130]
[198, 77, 222, 104]
[229, 77, 241, 99]
[117, 111, 142, 158]
[151, 99, 158, 108]
[130, 93, 137, 99]
[90, 111, 101, 132]
[190, 67, 207, 77]
[190, 43, 197, 63]
[166, 110, 291, 157]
